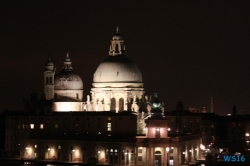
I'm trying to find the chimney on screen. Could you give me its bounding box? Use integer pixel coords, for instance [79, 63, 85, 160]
[210, 97, 214, 113]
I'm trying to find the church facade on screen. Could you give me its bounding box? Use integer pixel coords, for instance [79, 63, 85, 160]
[1, 29, 202, 166]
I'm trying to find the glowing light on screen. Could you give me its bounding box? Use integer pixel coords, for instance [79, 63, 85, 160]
[168, 128, 171, 131]
[98, 151, 100, 154]
[48, 148, 50, 151]
[156, 128, 160, 131]
[166, 147, 169, 152]
[200, 144, 205, 150]
[59, 102, 72, 111]
[189, 150, 192, 152]
[183, 152, 185, 154]
[25, 147, 28, 150]
[246, 133, 249, 136]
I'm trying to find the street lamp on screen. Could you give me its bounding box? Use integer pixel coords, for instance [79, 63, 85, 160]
[166, 147, 169, 166]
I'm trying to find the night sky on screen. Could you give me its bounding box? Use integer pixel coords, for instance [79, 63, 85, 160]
[1, 1, 250, 115]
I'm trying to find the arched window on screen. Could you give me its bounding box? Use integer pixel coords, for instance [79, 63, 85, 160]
[119, 98, 124, 111]
[155, 151, 161, 154]
[110, 98, 116, 111]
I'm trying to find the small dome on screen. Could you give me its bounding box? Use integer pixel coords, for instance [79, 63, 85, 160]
[55, 71, 83, 90]
[152, 100, 161, 109]
[45, 58, 54, 66]
[112, 33, 123, 40]
[93, 55, 142, 83]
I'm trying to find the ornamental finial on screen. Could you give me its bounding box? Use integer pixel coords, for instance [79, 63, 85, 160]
[66, 52, 69, 59]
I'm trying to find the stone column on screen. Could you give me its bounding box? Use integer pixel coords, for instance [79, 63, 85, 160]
[116, 97, 119, 113]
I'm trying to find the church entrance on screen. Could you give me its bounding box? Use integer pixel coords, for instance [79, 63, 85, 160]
[155, 151, 161, 166]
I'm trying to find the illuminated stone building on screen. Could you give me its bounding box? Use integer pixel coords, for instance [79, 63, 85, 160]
[0, 29, 203, 165]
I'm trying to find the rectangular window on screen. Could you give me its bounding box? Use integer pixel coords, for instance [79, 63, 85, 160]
[138, 148, 142, 153]
[55, 124, 58, 129]
[23, 124, 25, 129]
[138, 156, 142, 161]
[40, 124, 44, 129]
[107, 123, 112, 131]
[108, 117, 111, 120]
[30, 124, 34, 129]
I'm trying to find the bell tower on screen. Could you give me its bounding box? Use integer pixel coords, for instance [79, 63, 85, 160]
[44, 57, 56, 100]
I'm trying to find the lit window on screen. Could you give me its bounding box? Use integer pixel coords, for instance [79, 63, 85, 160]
[40, 124, 44, 129]
[55, 124, 58, 129]
[110, 149, 113, 152]
[108, 117, 111, 120]
[107, 123, 111, 131]
[30, 124, 34, 129]
[34, 145, 37, 148]
[23, 124, 25, 129]
[58, 145, 61, 149]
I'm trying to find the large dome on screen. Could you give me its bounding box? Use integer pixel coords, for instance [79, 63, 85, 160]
[55, 71, 83, 90]
[93, 55, 142, 83]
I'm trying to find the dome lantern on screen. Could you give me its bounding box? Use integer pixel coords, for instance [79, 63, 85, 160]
[109, 27, 126, 56]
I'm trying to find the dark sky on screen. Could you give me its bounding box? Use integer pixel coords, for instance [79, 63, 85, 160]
[1, 1, 250, 115]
